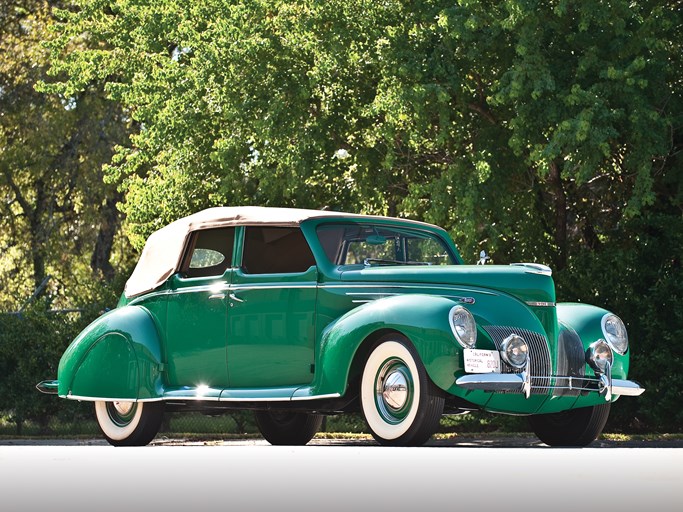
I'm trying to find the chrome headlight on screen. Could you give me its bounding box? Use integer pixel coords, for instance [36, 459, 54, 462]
[586, 340, 614, 373]
[601, 314, 628, 355]
[449, 306, 477, 348]
[500, 334, 529, 369]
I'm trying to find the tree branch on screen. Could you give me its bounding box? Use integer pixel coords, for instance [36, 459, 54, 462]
[467, 102, 497, 125]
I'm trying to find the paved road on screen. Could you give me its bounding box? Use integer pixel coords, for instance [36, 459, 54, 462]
[1, 439, 681, 512]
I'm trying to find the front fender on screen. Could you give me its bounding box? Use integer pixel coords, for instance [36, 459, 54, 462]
[557, 303, 630, 380]
[57, 306, 164, 400]
[313, 294, 464, 396]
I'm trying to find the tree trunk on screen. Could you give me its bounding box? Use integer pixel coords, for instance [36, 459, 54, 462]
[548, 161, 567, 271]
[30, 178, 49, 291]
[90, 193, 122, 281]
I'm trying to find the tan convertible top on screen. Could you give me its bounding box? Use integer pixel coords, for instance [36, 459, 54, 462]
[125, 206, 426, 298]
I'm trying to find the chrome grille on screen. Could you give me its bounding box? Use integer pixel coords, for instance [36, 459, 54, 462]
[483, 326, 551, 395]
[555, 328, 586, 397]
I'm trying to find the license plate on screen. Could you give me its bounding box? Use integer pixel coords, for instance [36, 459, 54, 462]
[464, 349, 501, 373]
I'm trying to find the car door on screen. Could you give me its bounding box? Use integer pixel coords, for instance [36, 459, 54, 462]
[227, 226, 318, 388]
[165, 227, 235, 390]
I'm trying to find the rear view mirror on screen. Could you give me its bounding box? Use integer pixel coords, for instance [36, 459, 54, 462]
[366, 235, 387, 245]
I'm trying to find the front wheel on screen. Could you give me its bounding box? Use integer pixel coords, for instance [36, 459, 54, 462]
[360, 335, 444, 446]
[95, 401, 164, 447]
[254, 410, 324, 445]
[528, 403, 611, 447]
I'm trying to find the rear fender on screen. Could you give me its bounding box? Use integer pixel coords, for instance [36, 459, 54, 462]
[57, 306, 164, 401]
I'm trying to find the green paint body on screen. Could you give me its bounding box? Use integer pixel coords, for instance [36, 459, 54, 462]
[52, 215, 636, 415]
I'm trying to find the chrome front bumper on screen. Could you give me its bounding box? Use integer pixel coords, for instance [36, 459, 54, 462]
[455, 366, 645, 401]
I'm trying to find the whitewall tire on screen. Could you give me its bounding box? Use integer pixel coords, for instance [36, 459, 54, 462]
[360, 335, 444, 446]
[94, 400, 164, 446]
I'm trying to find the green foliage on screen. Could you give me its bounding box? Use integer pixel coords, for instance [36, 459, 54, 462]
[42, 1, 680, 267]
[557, 213, 683, 432]
[0, 307, 97, 434]
[0, 1, 134, 311]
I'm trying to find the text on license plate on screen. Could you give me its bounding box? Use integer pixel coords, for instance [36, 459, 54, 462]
[464, 349, 501, 373]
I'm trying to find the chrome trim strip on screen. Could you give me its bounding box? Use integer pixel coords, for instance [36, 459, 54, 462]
[218, 396, 291, 402]
[218, 392, 341, 402]
[133, 283, 316, 301]
[65, 392, 342, 403]
[64, 395, 164, 403]
[128, 289, 173, 305]
[172, 285, 230, 296]
[346, 292, 397, 296]
[321, 283, 497, 296]
[164, 396, 222, 402]
[347, 291, 476, 304]
[526, 301, 556, 307]
[230, 284, 317, 291]
[291, 393, 341, 401]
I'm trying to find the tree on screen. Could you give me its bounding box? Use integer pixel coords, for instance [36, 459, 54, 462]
[0, 0, 132, 310]
[44, 1, 680, 257]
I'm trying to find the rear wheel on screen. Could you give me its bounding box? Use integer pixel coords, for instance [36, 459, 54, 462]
[254, 410, 324, 446]
[528, 403, 611, 447]
[95, 401, 164, 447]
[360, 335, 444, 446]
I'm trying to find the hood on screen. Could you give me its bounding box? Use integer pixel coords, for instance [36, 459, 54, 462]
[339, 264, 556, 306]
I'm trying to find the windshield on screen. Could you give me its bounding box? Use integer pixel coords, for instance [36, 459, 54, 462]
[316, 224, 456, 266]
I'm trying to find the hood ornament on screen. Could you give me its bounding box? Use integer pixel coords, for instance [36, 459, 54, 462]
[477, 250, 490, 265]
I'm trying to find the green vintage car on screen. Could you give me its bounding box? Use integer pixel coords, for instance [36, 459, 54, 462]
[38, 206, 644, 446]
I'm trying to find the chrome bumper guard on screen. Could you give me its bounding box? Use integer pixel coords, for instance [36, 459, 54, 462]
[455, 361, 645, 401]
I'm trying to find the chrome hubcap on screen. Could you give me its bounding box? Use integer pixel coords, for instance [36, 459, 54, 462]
[374, 357, 414, 424]
[106, 401, 138, 427]
[382, 370, 409, 410]
[113, 401, 134, 416]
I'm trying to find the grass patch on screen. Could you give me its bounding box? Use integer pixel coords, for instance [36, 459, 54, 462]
[600, 432, 683, 442]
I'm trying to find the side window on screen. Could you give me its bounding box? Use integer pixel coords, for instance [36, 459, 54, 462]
[345, 238, 398, 264]
[181, 227, 235, 278]
[242, 227, 316, 274]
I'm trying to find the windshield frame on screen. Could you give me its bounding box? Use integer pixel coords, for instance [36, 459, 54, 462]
[314, 222, 459, 268]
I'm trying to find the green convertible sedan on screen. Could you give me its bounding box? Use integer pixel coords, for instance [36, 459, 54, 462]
[38, 206, 644, 446]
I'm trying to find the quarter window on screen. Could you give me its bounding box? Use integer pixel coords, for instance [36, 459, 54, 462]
[182, 227, 235, 278]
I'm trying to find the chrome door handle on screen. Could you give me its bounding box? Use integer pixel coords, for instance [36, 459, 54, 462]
[208, 293, 225, 300]
[229, 292, 244, 303]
